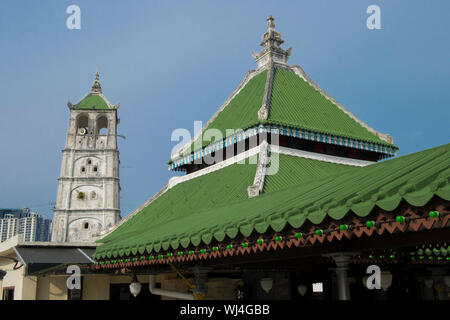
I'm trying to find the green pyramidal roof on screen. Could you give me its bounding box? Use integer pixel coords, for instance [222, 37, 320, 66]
[177, 66, 396, 161]
[170, 16, 396, 167]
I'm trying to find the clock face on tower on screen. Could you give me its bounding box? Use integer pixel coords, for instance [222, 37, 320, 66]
[78, 127, 87, 135]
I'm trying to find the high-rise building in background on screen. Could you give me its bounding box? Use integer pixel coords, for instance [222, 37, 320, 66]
[0, 208, 52, 242]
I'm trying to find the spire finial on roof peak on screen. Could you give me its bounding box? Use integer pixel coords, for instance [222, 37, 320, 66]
[267, 15, 275, 30]
[91, 69, 102, 94]
[252, 16, 292, 68]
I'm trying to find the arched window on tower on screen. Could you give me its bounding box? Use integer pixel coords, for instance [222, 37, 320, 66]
[97, 116, 108, 135]
[77, 114, 89, 135]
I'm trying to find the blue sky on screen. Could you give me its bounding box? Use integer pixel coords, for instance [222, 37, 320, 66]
[0, 0, 449, 217]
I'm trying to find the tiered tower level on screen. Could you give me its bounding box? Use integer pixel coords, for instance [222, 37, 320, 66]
[169, 16, 398, 185]
[52, 72, 121, 242]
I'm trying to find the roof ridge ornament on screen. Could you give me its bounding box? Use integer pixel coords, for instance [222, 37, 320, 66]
[90, 70, 102, 94]
[247, 140, 270, 198]
[257, 61, 274, 120]
[252, 15, 292, 69]
[267, 15, 275, 31]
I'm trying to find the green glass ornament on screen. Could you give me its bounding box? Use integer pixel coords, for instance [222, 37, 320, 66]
[395, 216, 405, 223]
[366, 220, 375, 228]
[428, 211, 439, 218]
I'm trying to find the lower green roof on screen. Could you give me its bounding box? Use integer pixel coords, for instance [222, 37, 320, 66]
[263, 154, 353, 193]
[97, 156, 258, 253]
[94, 143, 449, 259]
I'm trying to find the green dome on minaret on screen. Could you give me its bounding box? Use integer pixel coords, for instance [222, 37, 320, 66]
[70, 71, 116, 110]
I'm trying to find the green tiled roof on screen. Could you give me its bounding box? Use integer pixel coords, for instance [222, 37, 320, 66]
[96, 157, 258, 256]
[94, 143, 449, 259]
[263, 154, 353, 193]
[268, 68, 388, 145]
[75, 94, 110, 110]
[178, 67, 394, 161]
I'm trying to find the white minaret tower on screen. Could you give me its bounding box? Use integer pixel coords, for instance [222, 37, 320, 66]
[52, 72, 121, 242]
